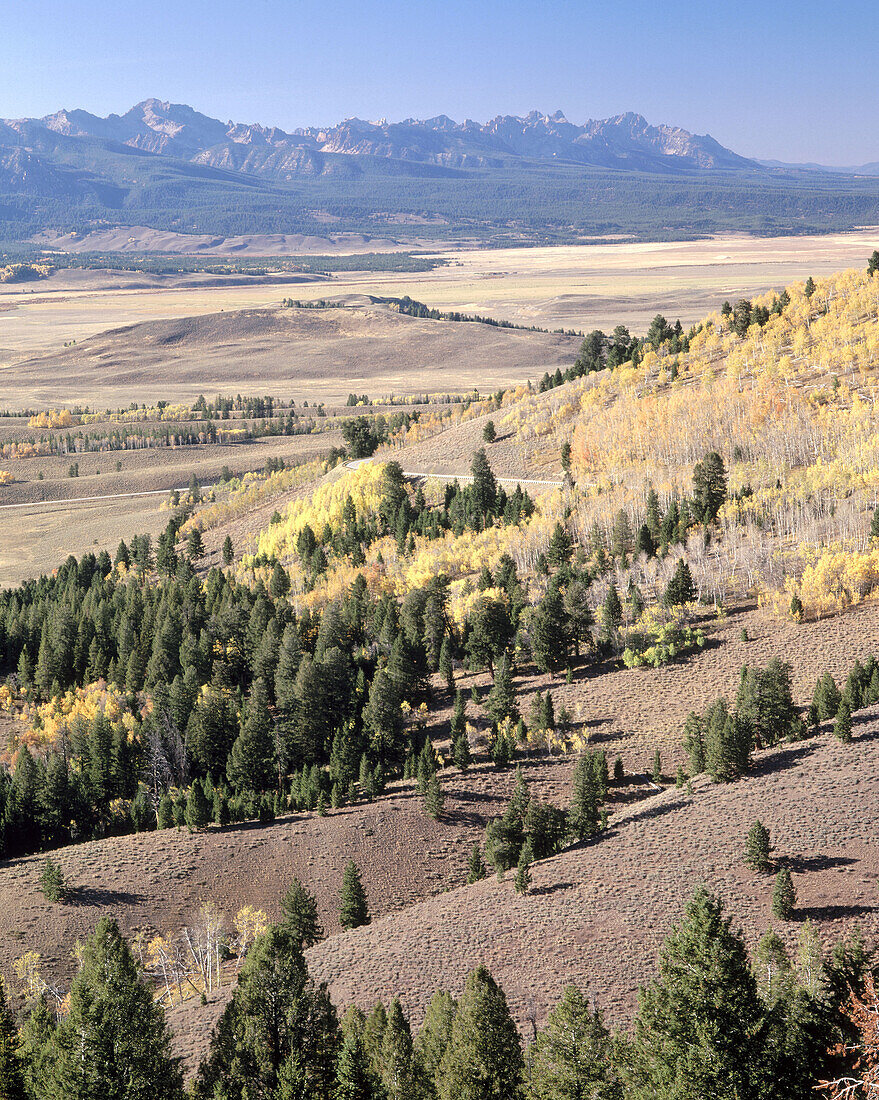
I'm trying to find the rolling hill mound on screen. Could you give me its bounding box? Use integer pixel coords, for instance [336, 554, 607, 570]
[0, 302, 580, 408]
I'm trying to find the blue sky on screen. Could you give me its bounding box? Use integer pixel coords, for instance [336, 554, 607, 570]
[4, 0, 878, 164]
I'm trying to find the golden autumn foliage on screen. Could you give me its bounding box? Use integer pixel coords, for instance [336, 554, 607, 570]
[28, 409, 79, 429]
[14, 681, 139, 754]
[242, 462, 569, 612]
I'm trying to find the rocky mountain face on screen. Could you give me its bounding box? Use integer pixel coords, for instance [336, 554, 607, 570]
[1, 99, 758, 179]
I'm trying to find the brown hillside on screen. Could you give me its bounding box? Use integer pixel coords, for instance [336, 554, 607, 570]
[0, 304, 579, 409]
[0, 754, 587, 990]
[305, 715, 879, 1033]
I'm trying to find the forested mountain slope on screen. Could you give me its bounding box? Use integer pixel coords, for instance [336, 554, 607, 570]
[4, 99, 879, 240]
[2, 259, 879, 1092]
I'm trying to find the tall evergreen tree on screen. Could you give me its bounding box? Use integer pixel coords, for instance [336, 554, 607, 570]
[466, 843, 487, 884]
[415, 991, 457, 1098]
[184, 778, 211, 831]
[339, 861, 370, 930]
[364, 669, 404, 765]
[280, 877, 324, 949]
[227, 679, 276, 793]
[380, 999, 420, 1100]
[834, 698, 853, 743]
[530, 586, 570, 674]
[0, 978, 27, 1100]
[437, 966, 524, 1100]
[470, 448, 498, 518]
[569, 754, 600, 840]
[663, 559, 696, 607]
[484, 652, 517, 725]
[599, 584, 623, 643]
[334, 1027, 382, 1100]
[772, 868, 797, 921]
[526, 985, 621, 1100]
[744, 820, 771, 873]
[625, 887, 767, 1100]
[193, 924, 338, 1100]
[41, 917, 184, 1100]
[692, 451, 728, 523]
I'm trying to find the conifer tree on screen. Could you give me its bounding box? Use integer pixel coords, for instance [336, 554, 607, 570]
[636, 523, 656, 559]
[683, 712, 705, 775]
[625, 888, 766, 1099]
[466, 843, 487, 884]
[439, 637, 454, 691]
[547, 522, 573, 567]
[380, 999, 419, 1100]
[227, 679, 276, 793]
[212, 787, 230, 826]
[702, 697, 751, 782]
[42, 917, 184, 1100]
[339, 860, 370, 930]
[772, 868, 797, 921]
[0, 978, 27, 1100]
[539, 690, 555, 731]
[222, 535, 234, 565]
[692, 451, 728, 523]
[193, 924, 338, 1100]
[415, 991, 457, 1096]
[39, 856, 66, 903]
[184, 777, 211, 831]
[157, 791, 174, 829]
[423, 774, 444, 820]
[437, 966, 524, 1100]
[651, 749, 663, 784]
[514, 838, 533, 895]
[485, 652, 517, 725]
[334, 1027, 381, 1100]
[527, 985, 621, 1100]
[362, 1003, 388, 1081]
[453, 730, 471, 771]
[280, 877, 324, 949]
[531, 586, 570, 673]
[570, 754, 599, 840]
[187, 527, 205, 562]
[600, 583, 623, 643]
[744, 820, 771, 873]
[470, 447, 498, 517]
[834, 697, 853, 743]
[364, 669, 404, 765]
[417, 739, 438, 794]
[663, 558, 696, 607]
[812, 672, 841, 722]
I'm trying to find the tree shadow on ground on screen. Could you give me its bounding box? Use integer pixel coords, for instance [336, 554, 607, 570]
[619, 798, 688, 828]
[780, 854, 858, 873]
[530, 881, 573, 897]
[795, 903, 875, 921]
[68, 885, 146, 907]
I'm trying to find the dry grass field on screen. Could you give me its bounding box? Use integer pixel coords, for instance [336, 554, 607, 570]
[2, 230, 877, 368]
[0, 431, 344, 586]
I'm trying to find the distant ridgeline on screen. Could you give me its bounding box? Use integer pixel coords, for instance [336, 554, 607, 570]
[3, 100, 879, 241]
